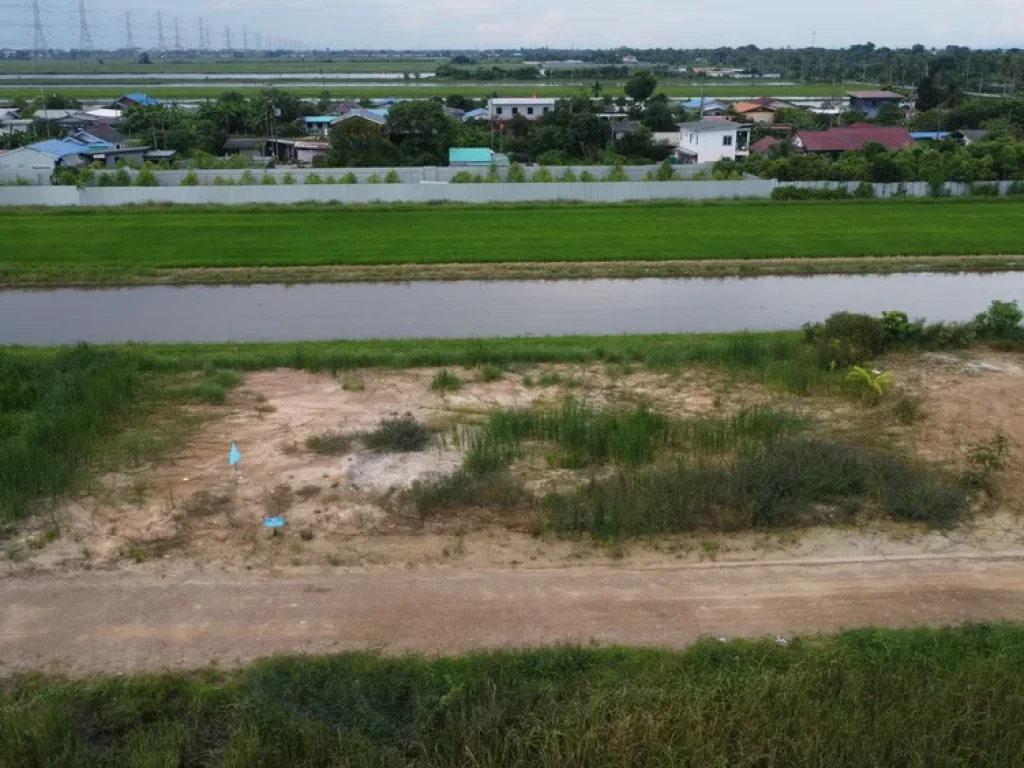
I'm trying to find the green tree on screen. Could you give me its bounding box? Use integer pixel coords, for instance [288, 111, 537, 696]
[624, 70, 658, 103]
[326, 118, 400, 167]
[385, 100, 457, 165]
[874, 102, 905, 126]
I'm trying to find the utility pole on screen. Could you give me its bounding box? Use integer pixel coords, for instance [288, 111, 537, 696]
[32, 0, 48, 54]
[125, 11, 135, 50]
[78, 0, 92, 50]
[157, 12, 166, 51]
[243, 26, 248, 55]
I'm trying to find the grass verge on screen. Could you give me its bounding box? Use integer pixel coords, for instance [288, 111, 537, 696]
[3, 623, 1024, 766]
[3, 199, 1024, 287]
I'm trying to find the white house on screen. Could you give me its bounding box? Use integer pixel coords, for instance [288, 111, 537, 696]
[0, 145, 60, 185]
[673, 119, 750, 164]
[488, 97, 558, 121]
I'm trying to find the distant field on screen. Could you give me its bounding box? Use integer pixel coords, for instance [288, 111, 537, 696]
[4, 624, 1024, 766]
[1, 199, 1022, 286]
[0, 82, 859, 100]
[0, 58, 444, 75]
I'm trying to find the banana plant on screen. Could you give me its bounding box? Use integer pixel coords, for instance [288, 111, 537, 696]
[845, 365, 894, 399]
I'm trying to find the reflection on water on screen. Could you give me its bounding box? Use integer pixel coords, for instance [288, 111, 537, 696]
[0, 273, 1021, 346]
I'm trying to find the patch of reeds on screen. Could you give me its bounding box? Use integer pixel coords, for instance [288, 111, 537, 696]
[408, 470, 528, 518]
[362, 415, 432, 452]
[430, 369, 462, 392]
[544, 438, 966, 540]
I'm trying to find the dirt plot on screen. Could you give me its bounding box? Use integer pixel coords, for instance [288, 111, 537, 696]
[6, 352, 1024, 574]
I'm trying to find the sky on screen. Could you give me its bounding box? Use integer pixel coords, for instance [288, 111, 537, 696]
[2, 0, 1023, 51]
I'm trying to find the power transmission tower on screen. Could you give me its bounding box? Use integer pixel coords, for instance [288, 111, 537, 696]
[78, 0, 92, 50]
[173, 17, 180, 50]
[224, 26, 232, 51]
[243, 26, 247, 54]
[156, 12, 166, 50]
[197, 18, 204, 50]
[32, 0, 48, 53]
[125, 11, 135, 49]
[255, 32, 261, 50]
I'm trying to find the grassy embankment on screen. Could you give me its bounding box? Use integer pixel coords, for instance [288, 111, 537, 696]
[0, 82, 864, 100]
[2, 299, 1017, 531]
[4, 623, 1024, 766]
[3, 199, 1024, 287]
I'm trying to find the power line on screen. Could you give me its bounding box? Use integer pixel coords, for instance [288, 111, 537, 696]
[156, 11, 165, 50]
[78, 0, 92, 50]
[32, 0, 47, 52]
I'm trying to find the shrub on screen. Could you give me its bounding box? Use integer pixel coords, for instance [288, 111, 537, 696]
[134, 167, 158, 187]
[804, 312, 888, 368]
[409, 470, 527, 518]
[340, 172, 358, 184]
[366, 173, 381, 184]
[880, 310, 912, 341]
[179, 170, 200, 186]
[894, 396, 919, 424]
[559, 167, 577, 182]
[430, 369, 462, 392]
[506, 162, 526, 183]
[772, 185, 850, 200]
[532, 166, 554, 183]
[281, 172, 296, 185]
[260, 174, 277, 185]
[1007, 180, 1024, 196]
[305, 172, 322, 184]
[238, 169, 257, 185]
[854, 181, 875, 199]
[486, 164, 500, 183]
[474, 364, 503, 382]
[97, 173, 114, 187]
[384, 169, 401, 183]
[363, 414, 432, 452]
[844, 365, 894, 403]
[974, 300, 1023, 338]
[654, 158, 677, 181]
[212, 175, 234, 186]
[968, 182, 1000, 197]
[579, 170, 596, 182]
[605, 163, 628, 182]
[450, 170, 477, 183]
[304, 430, 352, 455]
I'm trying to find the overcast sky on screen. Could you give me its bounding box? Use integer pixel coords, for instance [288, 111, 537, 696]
[3, 0, 1023, 51]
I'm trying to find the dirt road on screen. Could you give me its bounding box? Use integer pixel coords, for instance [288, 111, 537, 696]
[3, 555, 1024, 675]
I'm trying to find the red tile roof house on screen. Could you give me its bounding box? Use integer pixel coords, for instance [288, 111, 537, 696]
[793, 124, 915, 156]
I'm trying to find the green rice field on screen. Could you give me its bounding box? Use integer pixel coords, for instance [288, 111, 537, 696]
[2, 199, 1022, 286]
[4, 623, 1024, 766]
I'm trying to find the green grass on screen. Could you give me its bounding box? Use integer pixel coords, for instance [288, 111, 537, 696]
[4, 200, 1024, 286]
[5, 623, 1024, 766]
[430, 369, 463, 392]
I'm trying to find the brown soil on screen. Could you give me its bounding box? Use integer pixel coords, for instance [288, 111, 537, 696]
[4, 351, 1024, 577]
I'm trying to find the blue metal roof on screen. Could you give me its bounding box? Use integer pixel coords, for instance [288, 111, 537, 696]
[462, 108, 489, 121]
[302, 115, 336, 124]
[119, 93, 161, 106]
[910, 131, 952, 140]
[28, 139, 91, 158]
[449, 147, 494, 164]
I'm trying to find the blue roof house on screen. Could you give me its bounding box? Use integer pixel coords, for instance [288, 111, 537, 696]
[114, 93, 162, 108]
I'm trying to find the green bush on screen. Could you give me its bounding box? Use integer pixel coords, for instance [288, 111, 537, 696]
[450, 171, 477, 183]
[803, 312, 888, 368]
[854, 181, 875, 198]
[559, 167, 577, 182]
[506, 162, 526, 183]
[579, 170, 596, 182]
[605, 163, 628, 182]
[179, 170, 200, 186]
[974, 300, 1023, 338]
[281, 172, 296, 185]
[238, 169, 257, 185]
[384, 169, 402, 183]
[654, 158, 677, 181]
[260, 174, 277, 185]
[304, 430, 352, 455]
[366, 173, 381, 184]
[532, 166, 554, 183]
[212, 175, 234, 186]
[305, 173, 322, 184]
[340, 172, 358, 184]
[968, 182, 1000, 197]
[134, 167, 158, 187]
[772, 185, 851, 200]
[430, 369, 462, 392]
[363, 414, 432, 452]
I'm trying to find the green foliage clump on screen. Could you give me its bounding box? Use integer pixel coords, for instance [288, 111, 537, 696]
[238, 169, 257, 185]
[974, 300, 1023, 338]
[304, 430, 352, 455]
[532, 166, 554, 183]
[384, 169, 402, 183]
[305, 172, 322, 184]
[505, 162, 526, 183]
[430, 369, 462, 392]
[366, 173, 382, 184]
[579, 169, 596, 182]
[363, 414, 432, 452]
[605, 163, 628, 181]
[803, 312, 888, 368]
[260, 173, 277, 185]
[179, 170, 200, 186]
[281, 172, 296, 185]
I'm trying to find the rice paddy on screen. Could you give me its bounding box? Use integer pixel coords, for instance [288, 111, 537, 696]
[3, 199, 1024, 287]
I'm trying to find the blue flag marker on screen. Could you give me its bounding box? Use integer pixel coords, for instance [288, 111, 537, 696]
[264, 516, 286, 529]
[229, 441, 242, 466]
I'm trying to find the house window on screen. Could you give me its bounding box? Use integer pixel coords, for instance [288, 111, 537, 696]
[543, 106, 549, 113]
[496, 107, 503, 115]
[511, 107, 519, 114]
[527, 107, 534, 115]
[722, 135, 733, 146]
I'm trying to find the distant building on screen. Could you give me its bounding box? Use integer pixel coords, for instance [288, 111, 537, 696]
[301, 115, 337, 137]
[448, 147, 510, 167]
[488, 97, 557, 121]
[794, 124, 915, 155]
[954, 129, 989, 145]
[749, 136, 779, 155]
[223, 137, 267, 159]
[331, 108, 389, 128]
[732, 97, 798, 124]
[461, 108, 489, 122]
[113, 93, 161, 109]
[0, 145, 64, 182]
[845, 90, 904, 118]
[611, 121, 641, 141]
[678, 98, 729, 117]
[674, 119, 750, 163]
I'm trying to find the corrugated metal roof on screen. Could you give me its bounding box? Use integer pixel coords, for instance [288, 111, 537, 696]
[28, 138, 92, 158]
[462, 108, 489, 121]
[677, 119, 742, 133]
[449, 147, 494, 164]
[910, 131, 952, 140]
[796, 124, 914, 152]
[119, 93, 161, 106]
[846, 90, 903, 100]
[302, 115, 336, 123]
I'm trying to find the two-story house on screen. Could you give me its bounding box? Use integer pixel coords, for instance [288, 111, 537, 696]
[674, 119, 750, 164]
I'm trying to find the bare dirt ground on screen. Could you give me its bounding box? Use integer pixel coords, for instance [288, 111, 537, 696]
[5, 351, 1024, 575]
[3, 557, 1024, 675]
[3, 351, 1024, 672]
